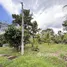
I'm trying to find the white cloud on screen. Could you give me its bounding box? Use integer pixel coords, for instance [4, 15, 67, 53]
[0, 0, 66, 33]
[50, 27, 63, 34]
[33, 0, 39, 10]
[0, 0, 21, 15]
[33, 5, 65, 33]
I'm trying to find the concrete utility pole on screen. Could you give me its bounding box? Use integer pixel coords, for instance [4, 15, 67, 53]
[21, 2, 24, 55]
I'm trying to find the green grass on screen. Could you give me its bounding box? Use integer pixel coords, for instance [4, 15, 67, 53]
[5, 56, 66, 67]
[0, 56, 66, 67]
[0, 57, 12, 67]
[0, 43, 67, 67]
[0, 47, 20, 56]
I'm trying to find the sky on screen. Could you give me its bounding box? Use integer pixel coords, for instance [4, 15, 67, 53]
[0, 0, 67, 33]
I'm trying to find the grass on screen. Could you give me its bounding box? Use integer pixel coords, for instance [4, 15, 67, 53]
[0, 43, 67, 67]
[0, 47, 20, 56]
[5, 56, 66, 67]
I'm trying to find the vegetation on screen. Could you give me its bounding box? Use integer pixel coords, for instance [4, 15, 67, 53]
[62, 20, 67, 31]
[12, 9, 33, 45]
[0, 34, 6, 47]
[3, 9, 39, 51]
[0, 5, 67, 67]
[0, 47, 20, 56]
[0, 43, 67, 67]
[4, 25, 21, 51]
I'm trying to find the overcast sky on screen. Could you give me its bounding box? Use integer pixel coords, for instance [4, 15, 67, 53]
[0, 0, 67, 33]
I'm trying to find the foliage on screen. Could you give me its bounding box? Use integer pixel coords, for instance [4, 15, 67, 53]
[41, 28, 54, 45]
[41, 28, 67, 44]
[12, 9, 33, 45]
[0, 34, 6, 47]
[53, 31, 67, 44]
[36, 34, 42, 44]
[31, 38, 39, 51]
[31, 21, 39, 47]
[62, 20, 67, 31]
[31, 21, 38, 34]
[53, 34, 60, 44]
[4, 25, 21, 51]
[63, 33, 67, 44]
[12, 10, 39, 47]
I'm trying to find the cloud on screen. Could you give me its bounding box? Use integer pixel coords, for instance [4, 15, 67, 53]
[0, 0, 21, 15]
[51, 27, 63, 34]
[0, 0, 67, 33]
[33, 5, 65, 30]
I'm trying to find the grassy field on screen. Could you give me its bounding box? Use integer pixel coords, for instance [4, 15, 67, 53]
[0, 43, 67, 67]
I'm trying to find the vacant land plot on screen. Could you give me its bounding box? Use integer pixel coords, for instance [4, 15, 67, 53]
[0, 43, 67, 67]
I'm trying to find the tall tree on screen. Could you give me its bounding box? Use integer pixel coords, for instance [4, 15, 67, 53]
[12, 9, 32, 45]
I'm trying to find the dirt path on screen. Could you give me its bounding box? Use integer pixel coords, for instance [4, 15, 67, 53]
[0, 54, 17, 60]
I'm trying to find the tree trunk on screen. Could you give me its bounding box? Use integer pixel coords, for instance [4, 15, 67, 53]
[32, 35, 34, 48]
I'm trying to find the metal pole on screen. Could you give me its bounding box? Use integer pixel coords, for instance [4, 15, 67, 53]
[21, 2, 24, 55]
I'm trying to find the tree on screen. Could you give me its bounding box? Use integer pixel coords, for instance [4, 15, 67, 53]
[58, 31, 63, 43]
[62, 20, 67, 31]
[4, 25, 21, 51]
[45, 28, 54, 35]
[41, 30, 46, 43]
[9, 9, 39, 51]
[45, 32, 50, 45]
[41, 28, 54, 45]
[31, 21, 38, 47]
[12, 10, 39, 45]
[63, 33, 67, 44]
[53, 34, 59, 44]
[12, 9, 33, 45]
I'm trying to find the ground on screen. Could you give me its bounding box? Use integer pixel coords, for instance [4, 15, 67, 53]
[0, 43, 67, 67]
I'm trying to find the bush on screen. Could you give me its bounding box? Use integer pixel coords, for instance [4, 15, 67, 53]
[4, 25, 21, 51]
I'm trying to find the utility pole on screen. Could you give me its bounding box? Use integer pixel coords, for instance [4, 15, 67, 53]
[21, 2, 24, 55]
